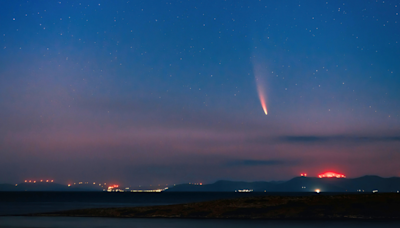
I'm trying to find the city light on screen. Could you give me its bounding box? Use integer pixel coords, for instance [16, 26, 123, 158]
[24, 179, 55, 184]
[315, 189, 321, 193]
[235, 189, 253, 192]
[130, 187, 169, 193]
[300, 173, 307, 177]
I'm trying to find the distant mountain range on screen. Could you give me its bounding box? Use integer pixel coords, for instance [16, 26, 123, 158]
[2, 176, 400, 192]
[0, 182, 103, 192]
[166, 176, 400, 193]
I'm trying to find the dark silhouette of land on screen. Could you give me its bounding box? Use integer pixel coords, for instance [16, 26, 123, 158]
[167, 176, 400, 192]
[31, 193, 400, 220]
[1, 175, 400, 192]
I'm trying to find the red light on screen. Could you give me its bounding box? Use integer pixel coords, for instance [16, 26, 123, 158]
[318, 171, 346, 178]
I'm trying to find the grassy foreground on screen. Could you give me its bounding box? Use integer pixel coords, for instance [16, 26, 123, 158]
[32, 193, 400, 220]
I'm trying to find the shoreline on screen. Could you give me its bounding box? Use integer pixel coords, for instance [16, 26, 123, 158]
[24, 193, 400, 220]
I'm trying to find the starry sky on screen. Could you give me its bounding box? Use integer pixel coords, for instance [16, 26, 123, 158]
[1, 0, 400, 186]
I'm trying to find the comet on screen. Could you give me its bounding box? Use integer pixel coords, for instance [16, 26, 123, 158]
[255, 76, 268, 115]
[257, 85, 268, 115]
[253, 59, 269, 115]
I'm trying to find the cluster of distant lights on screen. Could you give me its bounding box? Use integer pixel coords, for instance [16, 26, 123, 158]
[129, 188, 168, 193]
[68, 183, 171, 193]
[235, 189, 253, 192]
[68, 182, 108, 187]
[24, 180, 53, 183]
[107, 185, 120, 192]
[106, 185, 168, 193]
[64, 182, 173, 193]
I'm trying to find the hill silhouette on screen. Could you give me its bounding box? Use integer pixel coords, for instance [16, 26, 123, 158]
[2, 175, 400, 192]
[167, 176, 400, 192]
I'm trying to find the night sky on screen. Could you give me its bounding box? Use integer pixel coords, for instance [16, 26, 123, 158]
[1, 0, 400, 186]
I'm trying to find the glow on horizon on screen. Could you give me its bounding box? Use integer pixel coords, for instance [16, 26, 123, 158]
[318, 171, 346, 178]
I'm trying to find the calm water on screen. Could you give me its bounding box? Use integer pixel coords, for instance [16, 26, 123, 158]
[1, 217, 400, 228]
[0, 192, 249, 215]
[0, 192, 318, 215]
[2, 192, 394, 227]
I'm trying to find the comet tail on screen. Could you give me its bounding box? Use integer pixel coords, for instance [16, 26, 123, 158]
[257, 84, 268, 115]
[259, 93, 268, 115]
[253, 63, 268, 115]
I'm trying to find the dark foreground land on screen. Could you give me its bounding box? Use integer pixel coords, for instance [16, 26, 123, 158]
[31, 193, 400, 220]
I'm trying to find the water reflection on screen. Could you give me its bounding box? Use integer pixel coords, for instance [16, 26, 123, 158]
[1, 217, 400, 228]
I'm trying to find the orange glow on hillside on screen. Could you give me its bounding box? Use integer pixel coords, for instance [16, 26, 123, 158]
[318, 172, 346, 178]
